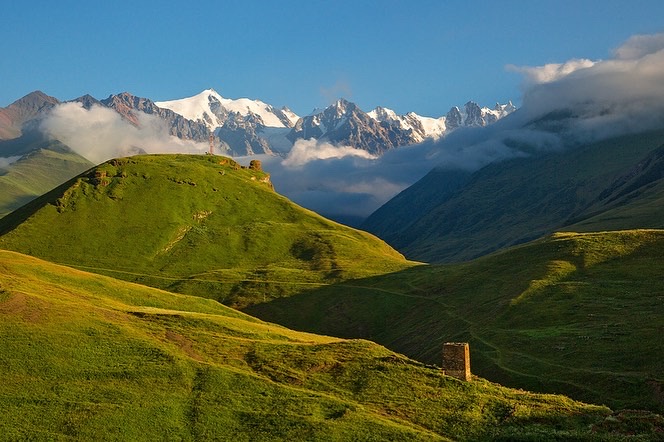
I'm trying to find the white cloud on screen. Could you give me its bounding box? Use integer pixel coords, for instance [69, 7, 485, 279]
[517, 34, 664, 136]
[40, 102, 207, 164]
[0, 155, 21, 170]
[507, 59, 596, 85]
[282, 138, 377, 167]
[613, 33, 664, 60]
[244, 142, 433, 218]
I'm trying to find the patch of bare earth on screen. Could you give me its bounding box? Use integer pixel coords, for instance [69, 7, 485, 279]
[165, 329, 203, 361]
[0, 291, 44, 323]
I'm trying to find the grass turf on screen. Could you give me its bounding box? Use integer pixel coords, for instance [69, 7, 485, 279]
[2, 249, 649, 440]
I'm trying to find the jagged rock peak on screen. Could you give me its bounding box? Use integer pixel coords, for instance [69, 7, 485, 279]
[0, 91, 60, 140]
[72, 94, 102, 109]
[6, 91, 60, 114]
[446, 106, 463, 129]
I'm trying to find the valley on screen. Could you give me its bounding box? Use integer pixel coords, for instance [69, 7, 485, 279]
[0, 151, 662, 439]
[4, 4, 664, 440]
[362, 129, 664, 262]
[2, 249, 657, 441]
[247, 229, 664, 413]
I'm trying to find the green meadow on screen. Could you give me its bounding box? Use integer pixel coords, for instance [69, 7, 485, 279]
[0, 142, 92, 218]
[3, 250, 649, 441]
[0, 154, 415, 308]
[247, 229, 664, 414]
[1, 154, 663, 439]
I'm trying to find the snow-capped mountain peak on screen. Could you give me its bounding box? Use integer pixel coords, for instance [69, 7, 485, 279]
[368, 106, 446, 142]
[279, 107, 300, 126]
[156, 89, 299, 130]
[289, 100, 427, 155]
[368, 106, 398, 122]
[444, 101, 515, 130]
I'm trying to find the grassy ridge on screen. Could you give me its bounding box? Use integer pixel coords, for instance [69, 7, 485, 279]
[0, 142, 93, 218]
[246, 229, 664, 413]
[0, 154, 415, 307]
[2, 249, 649, 440]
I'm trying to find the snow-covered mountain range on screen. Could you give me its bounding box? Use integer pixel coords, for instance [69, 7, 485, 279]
[153, 89, 515, 155]
[1, 89, 516, 157]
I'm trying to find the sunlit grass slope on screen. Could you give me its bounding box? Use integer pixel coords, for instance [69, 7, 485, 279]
[0, 154, 414, 307]
[247, 229, 664, 413]
[0, 142, 93, 218]
[3, 250, 650, 440]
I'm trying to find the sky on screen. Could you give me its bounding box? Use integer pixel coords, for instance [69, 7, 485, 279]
[3, 0, 664, 117]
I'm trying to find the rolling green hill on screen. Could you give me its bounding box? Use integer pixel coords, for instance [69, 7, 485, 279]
[362, 130, 664, 263]
[246, 229, 664, 414]
[0, 140, 93, 218]
[3, 249, 661, 440]
[0, 154, 415, 308]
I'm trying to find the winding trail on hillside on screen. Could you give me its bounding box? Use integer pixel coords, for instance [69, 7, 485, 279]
[341, 282, 642, 394]
[60, 262, 644, 398]
[62, 263, 333, 287]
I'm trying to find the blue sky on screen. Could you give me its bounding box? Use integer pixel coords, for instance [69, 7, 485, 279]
[2, 0, 663, 116]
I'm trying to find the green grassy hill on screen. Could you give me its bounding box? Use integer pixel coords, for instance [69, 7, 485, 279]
[362, 130, 664, 263]
[3, 249, 661, 440]
[246, 229, 664, 414]
[0, 140, 93, 218]
[0, 154, 415, 308]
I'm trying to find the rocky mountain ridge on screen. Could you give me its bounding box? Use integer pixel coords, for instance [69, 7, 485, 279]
[0, 91, 60, 140]
[291, 99, 517, 153]
[444, 101, 516, 130]
[98, 92, 209, 142]
[1, 89, 515, 158]
[288, 99, 417, 155]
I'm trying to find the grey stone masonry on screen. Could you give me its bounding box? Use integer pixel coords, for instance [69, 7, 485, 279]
[442, 342, 471, 381]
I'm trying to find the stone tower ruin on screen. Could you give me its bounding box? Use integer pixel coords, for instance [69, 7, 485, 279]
[442, 342, 471, 381]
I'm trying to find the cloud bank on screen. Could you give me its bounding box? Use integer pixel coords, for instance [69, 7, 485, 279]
[282, 138, 377, 167]
[515, 32, 664, 139]
[41, 102, 207, 164]
[507, 58, 597, 85]
[252, 129, 551, 219]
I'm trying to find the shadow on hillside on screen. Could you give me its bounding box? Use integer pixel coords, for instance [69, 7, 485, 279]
[243, 231, 664, 414]
[0, 173, 86, 236]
